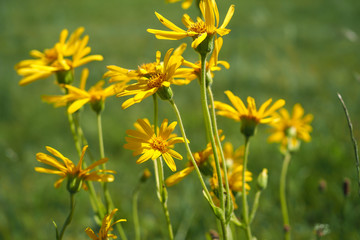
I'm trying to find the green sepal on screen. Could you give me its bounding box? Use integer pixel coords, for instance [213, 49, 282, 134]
[157, 86, 173, 101]
[56, 70, 74, 85]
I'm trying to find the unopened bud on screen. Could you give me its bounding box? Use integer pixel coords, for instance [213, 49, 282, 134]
[208, 229, 220, 240]
[318, 179, 327, 193]
[140, 168, 151, 183]
[257, 168, 268, 190]
[343, 177, 351, 197]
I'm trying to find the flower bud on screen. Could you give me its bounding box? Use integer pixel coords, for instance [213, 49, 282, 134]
[257, 168, 268, 190]
[343, 177, 351, 197]
[140, 168, 151, 183]
[318, 179, 327, 193]
[56, 70, 74, 85]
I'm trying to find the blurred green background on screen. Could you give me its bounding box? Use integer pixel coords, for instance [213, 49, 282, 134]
[1, 0, 360, 239]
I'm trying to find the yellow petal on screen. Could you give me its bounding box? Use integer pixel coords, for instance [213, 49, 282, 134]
[68, 98, 90, 114]
[154, 12, 186, 33]
[162, 153, 177, 171]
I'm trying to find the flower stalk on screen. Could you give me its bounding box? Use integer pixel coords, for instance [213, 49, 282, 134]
[153, 95, 174, 240]
[56, 193, 75, 240]
[280, 151, 292, 240]
[168, 99, 214, 205]
[199, 47, 228, 239]
[207, 86, 233, 221]
[96, 112, 128, 240]
[242, 137, 253, 240]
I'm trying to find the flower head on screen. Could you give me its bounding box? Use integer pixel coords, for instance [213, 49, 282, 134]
[105, 45, 188, 109]
[124, 118, 185, 171]
[85, 208, 126, 240]
[15, 27, 103, 86]
[214, 90, 285, 137]
[268, 103, 313, 152]
[147, 0, 235, 49]
[35, 145, 115, 192]
[42, 68, 118, 114]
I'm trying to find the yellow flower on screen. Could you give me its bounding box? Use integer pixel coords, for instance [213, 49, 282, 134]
[166, 0, 194, 9]
[85, 208, 126, 240]
[42, 68, 119, 114]
[35, 145, 115, 192]
[15, 27, 103, 86]
[178, 37, 230, 82]
[109, 46, 187, 109]
[104, 44, 187, 85]
[268, 103, 313, 151]
[214, 90, 285, 137]
[147, 0, 235, 49]
[165, 144, 213, 186]
[124, 118, 185, 171]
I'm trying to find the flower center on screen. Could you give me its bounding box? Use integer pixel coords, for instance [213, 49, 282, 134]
[147, 73, 166, 89]
[187, 20, 206, 34]
[44, 48, 59, 61]
[151, 136, 168, 153]
[139, 62, 158, 77]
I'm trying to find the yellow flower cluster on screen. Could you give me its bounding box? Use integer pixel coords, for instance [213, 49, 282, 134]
[15, 0, 315, 239]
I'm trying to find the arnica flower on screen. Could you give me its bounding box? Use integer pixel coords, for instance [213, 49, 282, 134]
[85, 208, 126, 240]
[214, 90, 285, 137]
[178, 37, 229, 84]
[124, 118, 185, 171]
[166, 144, 213, 186]
[42, 68, 118, 114]
[166, 0, 195, 10]
[35, 145, 115, 193]
[105, 45, 188, 109]
[15, 27, 103, 86]
[147, 0, 235, 49]
[268, 103, 313, 152]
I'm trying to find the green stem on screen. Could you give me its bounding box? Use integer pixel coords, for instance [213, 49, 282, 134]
[207, 86, 232, 219]
[97, 113, 105, 160]
[96, 113, 127, 240]
[169, 99, 213, 205]
[153, 95, 174, 240]
[280, 151, 291, 240]
[249, 190, 262, 224]
[67, 111, 82, 157]
[242, 137, 253, 240]
[337, 93, 360, 197]
[58, 193, 75, 240]
[199, 53, 228, 239]
[132, 185, 141, 240]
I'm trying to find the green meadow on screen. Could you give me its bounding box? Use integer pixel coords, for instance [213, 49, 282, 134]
[1, 0, 359, 239]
